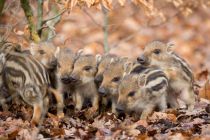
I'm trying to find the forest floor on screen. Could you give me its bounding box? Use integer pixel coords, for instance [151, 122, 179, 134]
[1, 98, 210, 139]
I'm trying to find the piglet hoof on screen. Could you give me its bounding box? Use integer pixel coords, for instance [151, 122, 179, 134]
[85, 107, 99, 119]
[30, 119, 39, 127]
[74, 108, 82, 114]
[2, 105, 9, 112]
[57, 112, 65, 119]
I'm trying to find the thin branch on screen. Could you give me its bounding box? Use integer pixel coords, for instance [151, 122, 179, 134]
[37, 0, 43, 36]
[20, 0, 40, 43]
[0, 25, 12, 41]
[45, 5, 64, 41]
[82, 8, 102, 27]
[9, 0, 21, 25]
[0, 0, 5, 15]
[42, 8, 66, 24]
[110, 11, 180, 49]
[2, 0, 14, 13]
[102, 5, 109, 53]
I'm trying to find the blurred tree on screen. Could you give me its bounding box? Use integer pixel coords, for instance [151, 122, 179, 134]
[20, 0, 40, 43]
[0, 0, 5, 15]
[1, 0, 210, 50]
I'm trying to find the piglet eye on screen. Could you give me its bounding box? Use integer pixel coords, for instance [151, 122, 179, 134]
[83, 66, 92, 71]
[128, 91, 135, 97]
[57, 62, 61, 68]
[112, 77, 120, 82]
[38, 50, 45, 55]
[153, 49, 161, 55]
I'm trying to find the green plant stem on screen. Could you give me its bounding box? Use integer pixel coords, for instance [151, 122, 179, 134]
[20, 0, 40, 43]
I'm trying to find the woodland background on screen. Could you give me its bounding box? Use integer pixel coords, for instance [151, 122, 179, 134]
[1, 0, 210, 139]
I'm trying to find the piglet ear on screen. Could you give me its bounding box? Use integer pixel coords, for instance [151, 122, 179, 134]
[54, 46, 60, 58]
[14, 44, 22, 52]
[110, 58, 115, 64]
[74, 49, 83, 61]
[110, 57, 119, 64]
[137, 74, 146, 87]
[121, 57, 128, 61]
[0, 53, 6, 64]
[29, 42, 39, 55]
[77, 49, 84, 56]
[166, 42, 174, 54]
[122, 70, 130, 78]
[95, 54, 102, 64]
[123, 60, 133, 74]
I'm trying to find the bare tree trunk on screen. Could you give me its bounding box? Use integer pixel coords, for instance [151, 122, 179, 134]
[37, 0, 43, 36]
[102, 5, 109, 53]
[0, 0, 5, 15]
[20, 0, 40, 43]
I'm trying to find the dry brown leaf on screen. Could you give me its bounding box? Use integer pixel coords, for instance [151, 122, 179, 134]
[118, 0, 126, 6]
[70, 0, 78, 10]
[47, 113, 60, 127]
[199, 80, 210, 100]
[50, 128, 65, 136]
[149, 112, 177, 122]
[13, 28, 24, 36]
[84, 0, 95, 7]
[136, 0, 166, 21]
[102, 0, 113, 10]
[196, 69, 209, 81]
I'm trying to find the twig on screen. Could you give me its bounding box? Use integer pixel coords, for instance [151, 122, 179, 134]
[110, 11, 180, 49]
[82, 8, 102, 27]
[45, 5, 64, 41]
[2, 0, 13, 13]
[0, 25, 12, 41]
[102, 5, 109, 53]
[9, 0, 21, 25]
[42, 8, 66, 24]
[37, 0, 43, 36]
[20, 0, 40, 43]
[0, 0, 5, 15]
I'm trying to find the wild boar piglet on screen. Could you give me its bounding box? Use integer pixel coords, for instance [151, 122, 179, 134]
[94, 54, 118, 87]
[0, 51, 64, 125]
[117, 65, 168, 120]
[99, 57, 133, 114]
[70, 54, 99, 114]
[137, 41, 195, 110]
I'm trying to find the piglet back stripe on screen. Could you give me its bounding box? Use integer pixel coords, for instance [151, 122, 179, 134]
[172, 53, 193, 81]
[146, 71, 167, 85]
[6, 54, 32, 84]
[27, 56, 48, 84]
[4, 52, 50, 86]
[130, 65, 148, 74]
[150, 80, 167, 92]
[5, 67, 26, 80]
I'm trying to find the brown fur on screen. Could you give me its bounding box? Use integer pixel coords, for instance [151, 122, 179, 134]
[95, 54, 118, 86]
[71, 54, 99, 116]
[138, 41, 195, 110]
[94, 54, 118, 112]
[56, 48, 76, 107]
[0, 51, 64, 125]
[30, 43, 58, 71]
[99, 57, 133, 114]
[117, 72, 167, 120]
[0, 42, 32, 111]
[0, 41, 22, 54]
[29, 43, 64, 118]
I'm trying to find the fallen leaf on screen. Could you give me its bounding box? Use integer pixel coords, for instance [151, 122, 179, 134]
[199, 80, 210, 100]
[149, 112, 177, 122]
[118, 0, 126, 6]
